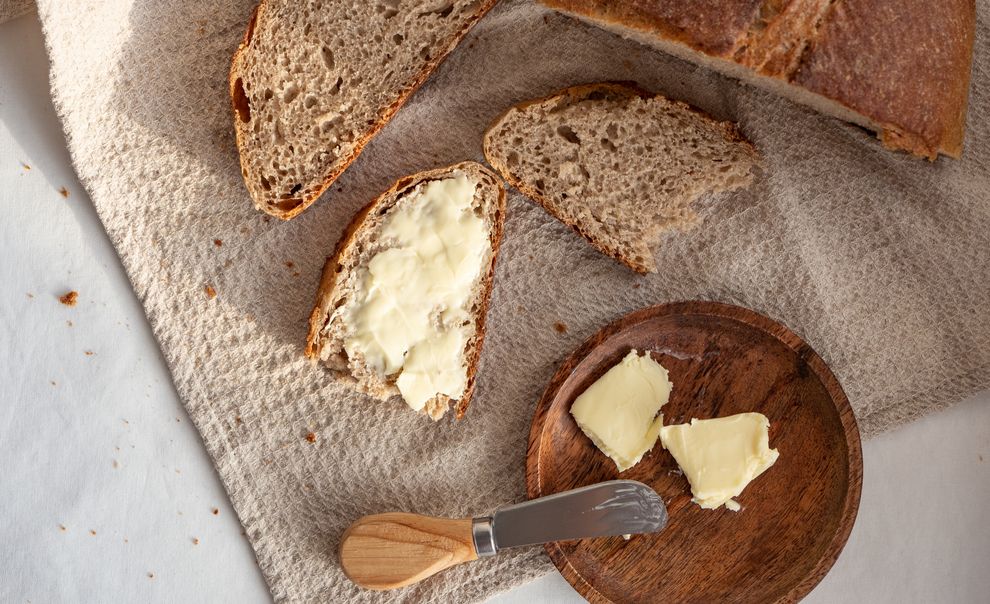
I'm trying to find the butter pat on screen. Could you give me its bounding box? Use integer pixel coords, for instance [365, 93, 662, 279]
[570, 350, 672, 472]
[659, 413, 779, 511]
[341, 174, 490, 411]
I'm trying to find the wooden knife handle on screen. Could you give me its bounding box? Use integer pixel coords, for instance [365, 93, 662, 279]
[339, 512, 478, 590]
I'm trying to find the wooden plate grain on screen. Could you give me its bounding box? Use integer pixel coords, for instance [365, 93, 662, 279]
[526, 301, 862, 604]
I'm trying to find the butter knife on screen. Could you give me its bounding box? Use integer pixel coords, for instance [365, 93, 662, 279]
[339, 480, 668, 590]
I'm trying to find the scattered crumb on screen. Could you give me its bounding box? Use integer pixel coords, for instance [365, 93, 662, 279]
[192, 537, 200, 545]
[175, 417, 181, 422]
[58, 524, 66, 532]
[224, 259, 233, 268]
[980, 455, 984, 462]
[284, 261, 295, 268]
[122, 419, 129, 425]
[263, 216, 272, 223]
[239, 226, 249, 234]
[212, 508, 219, 516]
[234, 416, 243, 425]
[89, 530, 96, 536]
[50, 381, 56, 386]
[305, 432, 317, 443]
[516, 305, 525, 313]
[26, 292, 34, 299]
[84, 350, 94, 356]
[553, 321, 568, 334]
[21, 162, 31, 171]
[66, 320, 73, 327]
[114, 447, 120, 451]
[204, 285, 217, 299]
[147, 572, 155, 580]
[292, 271, 301, 277]
[124, 538, 128, 543]
[58, 186, 69, 198]
[632, 283, 641, 289]
[112, 460, 119, 469]
[59, 291, 78, 306]
[213, 239, 222, 247]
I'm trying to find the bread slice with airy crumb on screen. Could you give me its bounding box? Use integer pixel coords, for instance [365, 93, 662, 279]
[230, 0, 497, 220]
[483, 82, 759, 273]
[305, 161, 505, 420]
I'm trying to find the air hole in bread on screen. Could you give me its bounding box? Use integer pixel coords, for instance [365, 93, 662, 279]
[320, 45, 335, 71]
[601, 138, 617, 152]
[289, 183, 303, 195]
[274, 198, 302, 212]
[260, 175, 271, 191]
[418, 46, 431, 61]
[418, 2, 454, 18]
[392, 33, 404, 44]
[304, 95, 318, 109]
[534, 179, 545, 192]
[505, 151, 519, 166]
[329, 76, 343, 95]
[282, 84, 300, 104]
[556, 125, 580, 144]
[232, 78, 251, 122]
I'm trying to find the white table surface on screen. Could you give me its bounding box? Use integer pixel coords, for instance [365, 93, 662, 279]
[2, 12, 989, 604]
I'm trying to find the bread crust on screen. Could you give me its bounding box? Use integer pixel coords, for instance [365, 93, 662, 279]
[229, 1, 499, 220]
[542, 0, 975, 159]
[305, 161, 506, 420]
[483, 82, 756, 274]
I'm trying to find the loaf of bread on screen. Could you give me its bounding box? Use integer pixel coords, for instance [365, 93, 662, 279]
[305, 162, 505, 420]
[484, 83, 759, 273]
[230, 0, 497, 219]
[541, 0, 975, 159]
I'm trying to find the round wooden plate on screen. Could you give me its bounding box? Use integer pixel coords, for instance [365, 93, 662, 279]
[526, 301, 862, 604]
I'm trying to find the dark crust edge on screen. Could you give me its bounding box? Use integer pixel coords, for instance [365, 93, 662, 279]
[541, 0, 974, 160]
[229, 0, 500, 220]
[304, 161, 507, 420]
[483, 81, 758, 274]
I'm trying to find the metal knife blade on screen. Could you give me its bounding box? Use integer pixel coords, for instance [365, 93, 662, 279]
[473, 480, 667, 554]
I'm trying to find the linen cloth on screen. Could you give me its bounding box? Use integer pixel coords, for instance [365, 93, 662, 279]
[11, 0, 990, 600]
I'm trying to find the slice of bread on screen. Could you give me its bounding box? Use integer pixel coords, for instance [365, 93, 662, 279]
[230, 0, 497, 220]
[483, 83, 759, 274]
[305, 161, 506, 420]
[541, 0, 975, 159]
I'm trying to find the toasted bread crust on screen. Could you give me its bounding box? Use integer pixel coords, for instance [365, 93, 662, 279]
[229, 1, 499, 220]
[305, 161, 506, 419]
[483, 82, 756, 274]
[542, 0, 974, 159]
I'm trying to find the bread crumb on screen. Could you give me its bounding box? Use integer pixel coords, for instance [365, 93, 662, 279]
[235, 416, 243, 425]
[284, 261, 295, 268]
[26, 292, 34, 299]
[66, 320, 73, 327]
[205, 285, 217, 299]
[213, 239, 223, 247]
[147, 572, 155, 579]
[84, 350, 94, 356]
[58, 524, 66, 532]
[212, 508, 219, 515]
[50, 381, 56, 386]
[632, 283, 641, 289]
[192, 537, 200, 545]
[305, 432, 317, 443]
[89, 530, 96, 536]
[21, 162, 30, 171]
[553, 321, 568, 334]
[58, 186, 69, 198]
[124, 538, 128, 543]
[292, 271, 301, 277]
[112, 460, 119, 469]
[59, 291, 78, 306]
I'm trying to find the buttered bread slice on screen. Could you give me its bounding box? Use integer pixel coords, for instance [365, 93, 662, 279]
[305, 162, 505, 420]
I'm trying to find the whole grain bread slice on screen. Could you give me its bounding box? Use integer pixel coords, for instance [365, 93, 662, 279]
[483, 82, 759, 273]
[305, 161, 506, 420]
[230, 0, 497, 220]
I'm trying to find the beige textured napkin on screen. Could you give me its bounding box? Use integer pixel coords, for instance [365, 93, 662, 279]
[27, 0, 990, 601]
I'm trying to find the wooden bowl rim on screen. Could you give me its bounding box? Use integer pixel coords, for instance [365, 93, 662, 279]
[525, 300, 863, 604]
